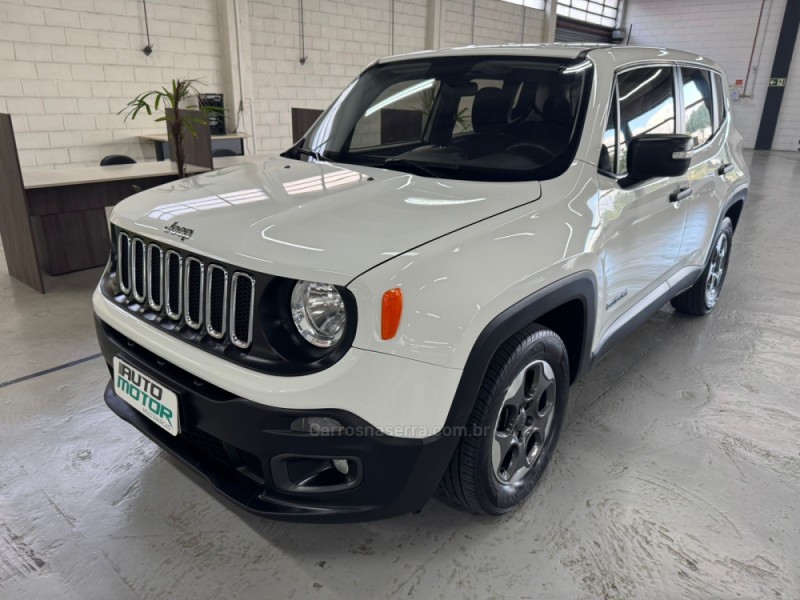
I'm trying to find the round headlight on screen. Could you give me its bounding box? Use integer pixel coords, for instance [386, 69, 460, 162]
[290, 281, 347, 348]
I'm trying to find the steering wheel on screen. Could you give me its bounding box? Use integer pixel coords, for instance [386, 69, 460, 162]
[504, 142, 553, 164]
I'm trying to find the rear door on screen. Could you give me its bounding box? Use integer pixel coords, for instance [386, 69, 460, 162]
[596, 65, 689, 335]
[677, 67, 729, 265]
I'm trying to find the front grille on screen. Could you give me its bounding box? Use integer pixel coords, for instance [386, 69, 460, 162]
[181, 428, 264, 482]
[230, 273, 255, 349]
[115, 231, 254, 348]
[106, 228, 355, 376]
[184, 257, 204, 330]
[165, 250, 182, 320]
[117, 232, 131, 293]
[131, 238, 146, 302]
[181, 428, 228, 464]
[206, 265, 228, 339]
[147, 244, 163, 311]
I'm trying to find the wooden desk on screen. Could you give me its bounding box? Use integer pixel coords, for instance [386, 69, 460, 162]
[24, 163, 209, 285]
[141, 132, 248, 161]
[3, 158, 207, 293]
[22, 162, 207, 190]
[1, 111, 222, 293]
[22, 162, 206, 291]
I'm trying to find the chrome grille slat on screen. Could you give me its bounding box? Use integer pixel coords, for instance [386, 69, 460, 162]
[184, 257, 205, 330]
[164, 250, 183, 320]
[205, 265, 228, 339]
[230, 273, 255, 349]
[117, 232, 131, 293]
[115, 231, 256, 351]
[147, 244, 163, 311]
[131, 238, 147, 303]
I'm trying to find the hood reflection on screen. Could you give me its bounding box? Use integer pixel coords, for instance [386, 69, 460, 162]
[144, 166, 367, 221]
[147, 188, 269, 220]
[283, 168, 365, 196]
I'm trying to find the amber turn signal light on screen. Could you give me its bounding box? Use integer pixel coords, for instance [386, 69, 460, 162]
[381, 288, 403, 340]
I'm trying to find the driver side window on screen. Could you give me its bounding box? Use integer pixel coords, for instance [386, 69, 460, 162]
[599, 66, 677, 176]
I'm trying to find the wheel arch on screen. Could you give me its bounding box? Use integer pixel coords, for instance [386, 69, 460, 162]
[702, 184, 747, 265]
[724, 195, 746, 232]
[723, 184, 748, 230]
[443, 271, 597, 430]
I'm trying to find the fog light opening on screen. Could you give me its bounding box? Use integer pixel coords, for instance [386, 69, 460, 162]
[332, 458, 350, 475]
[271, 455, 362, 493]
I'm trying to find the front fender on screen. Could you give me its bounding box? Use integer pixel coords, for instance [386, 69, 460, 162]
[347, 163, 603, 372]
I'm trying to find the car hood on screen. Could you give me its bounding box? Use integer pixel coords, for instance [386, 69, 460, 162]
[111, 157, 542, 285]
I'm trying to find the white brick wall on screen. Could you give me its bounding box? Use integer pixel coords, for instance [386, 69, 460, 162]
[625, 0, 797, 151]
[248, 0, 548, 157]
[1, 0, 551, 167]
[0, 0, 224, 168]
[248, 0, 429, 156]
[442, 0, 545, 47]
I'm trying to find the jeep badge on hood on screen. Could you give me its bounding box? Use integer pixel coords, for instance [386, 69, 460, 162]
[163, 221, 194, 241]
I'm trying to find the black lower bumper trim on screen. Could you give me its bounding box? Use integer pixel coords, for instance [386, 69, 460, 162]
[97, 317, 458, 522]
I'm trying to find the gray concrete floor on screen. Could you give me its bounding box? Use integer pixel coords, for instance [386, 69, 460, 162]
[1, 150, 799, 599]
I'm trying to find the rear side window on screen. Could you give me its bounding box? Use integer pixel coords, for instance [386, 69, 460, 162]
[681, 67, 714, 147]
[616, 67, 676, 174]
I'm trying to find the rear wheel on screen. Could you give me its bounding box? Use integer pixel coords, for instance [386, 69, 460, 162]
[440, 324, 569, 515]
[671, 217, 734, 316]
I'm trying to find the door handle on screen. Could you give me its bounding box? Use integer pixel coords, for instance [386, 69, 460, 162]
[718, 163, 734, 175]
[669, 187, 692, 203]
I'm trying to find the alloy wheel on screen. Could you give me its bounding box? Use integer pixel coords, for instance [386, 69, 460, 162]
[705, 231, 729, 308]
[492, 360, 557, 484]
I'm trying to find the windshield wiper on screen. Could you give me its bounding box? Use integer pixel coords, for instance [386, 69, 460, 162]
[282, 146, 329, 162]
[382, 158, 458, 178]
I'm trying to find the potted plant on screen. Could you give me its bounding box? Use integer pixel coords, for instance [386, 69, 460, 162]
[119, 78, 222, 178]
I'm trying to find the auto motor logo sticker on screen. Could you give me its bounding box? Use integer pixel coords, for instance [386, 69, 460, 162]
[115, 360, 179, 435]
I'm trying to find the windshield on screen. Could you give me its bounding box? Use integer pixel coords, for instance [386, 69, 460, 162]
[288, 56, 593, 182]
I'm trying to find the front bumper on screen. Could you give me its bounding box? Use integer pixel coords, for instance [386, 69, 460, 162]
[93, 286, 461, 436]
[97, 317, 460, 522]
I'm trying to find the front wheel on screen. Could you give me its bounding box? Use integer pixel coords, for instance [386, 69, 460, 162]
[671, 217, 734, 316]
[440, 324, 570, 515]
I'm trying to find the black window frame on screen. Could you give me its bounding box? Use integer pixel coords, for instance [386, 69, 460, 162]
[598, 61, 731, 181]
[598, 83, 619, 176]
[712, 71, 727, 132]
[598, 63, 679, 178]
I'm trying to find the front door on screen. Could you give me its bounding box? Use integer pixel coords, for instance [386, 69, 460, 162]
[596, 66, 688, 339]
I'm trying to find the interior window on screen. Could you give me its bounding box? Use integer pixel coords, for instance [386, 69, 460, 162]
[681, 67, 714, 147]
[350, 80, 437, 149]
[617, 67, 676, 174]
[599, 89, 617, 174]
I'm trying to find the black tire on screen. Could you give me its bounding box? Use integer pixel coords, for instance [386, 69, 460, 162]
[440, 324, 570, 515]
[671, 217, 734, 316]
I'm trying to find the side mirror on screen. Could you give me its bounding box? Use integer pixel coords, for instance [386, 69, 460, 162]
[626, 134, 694, 182]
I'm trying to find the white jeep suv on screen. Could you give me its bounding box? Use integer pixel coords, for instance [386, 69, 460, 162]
[94, 44, 749, 521]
